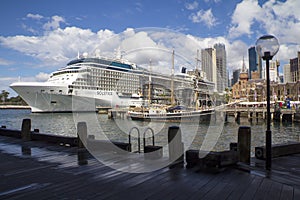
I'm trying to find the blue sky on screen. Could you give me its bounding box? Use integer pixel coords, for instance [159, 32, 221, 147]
[0, 0, 299, 96]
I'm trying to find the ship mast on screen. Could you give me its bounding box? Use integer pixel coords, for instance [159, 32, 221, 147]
[171, 50, 175, 105]
[195, 49, 200, 109]
[148, 59, 152, 104]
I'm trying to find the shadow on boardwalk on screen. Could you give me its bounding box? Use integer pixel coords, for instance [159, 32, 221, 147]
[0, 135, 300, 200]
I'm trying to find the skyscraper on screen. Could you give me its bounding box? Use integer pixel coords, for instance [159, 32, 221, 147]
[201, 47, 216, 89]
[290, 52, 300, 82]
[284, 64, 291, 83]
[214, 43, 227, 93]
[201, 44, 227, 93]
[248, 46, 262, 79]
[232, 69, 241, 85]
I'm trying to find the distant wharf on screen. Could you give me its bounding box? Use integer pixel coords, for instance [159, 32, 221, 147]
[0, 105, 30, 110]
[1, 120, 300, 199]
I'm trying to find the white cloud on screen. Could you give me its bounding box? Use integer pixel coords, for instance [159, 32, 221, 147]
[0, 26, 115, 67]
[0, 24, 250, 76]
[189, 9, 218, 28]
[185, 1, 198, 10]
[43, 15, 66, 31]
[26, 13, 44, 20]
[35, 72, 50, 81]
[228, 0, 263, 38]
[229, 0, 300, 47]
[0, 58, 12, 66]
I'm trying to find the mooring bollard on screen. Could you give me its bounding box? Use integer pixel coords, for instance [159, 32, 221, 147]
[168, 126, 184, 167]
[238, 126, 251, 164]
[77, 122, 88, 165]
[21, 118, 31, 141]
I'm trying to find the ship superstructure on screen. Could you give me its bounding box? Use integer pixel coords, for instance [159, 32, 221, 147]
[11, 54, 214, 112]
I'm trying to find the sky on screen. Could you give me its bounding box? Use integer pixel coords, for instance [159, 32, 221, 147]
[1, 0, 300, 96]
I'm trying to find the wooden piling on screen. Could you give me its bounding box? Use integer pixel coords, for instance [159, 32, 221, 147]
[21, 118, 31, 141]
[168, 126, 184, 167]
[237, 126, 251, 164]
[77, 122, 88, 165]
[77, 122, 87, 148]
[234, 112, 240, 122]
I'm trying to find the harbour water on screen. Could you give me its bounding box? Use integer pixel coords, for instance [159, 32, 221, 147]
[0, 109, 300, 156]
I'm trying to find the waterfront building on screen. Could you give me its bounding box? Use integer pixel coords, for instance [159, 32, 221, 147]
[284, 64, 292, 83]
[290, 52, 300, 82]
[231, 59, 249, 100]
[251, 71, 260, 80]
[230, 76, 300, 103]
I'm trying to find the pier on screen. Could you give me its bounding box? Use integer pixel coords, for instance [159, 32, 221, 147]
[1, 120, 300, 199]
[223, 106, 297, 122]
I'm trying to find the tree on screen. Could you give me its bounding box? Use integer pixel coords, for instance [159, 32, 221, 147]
[0, 90, 9, 103]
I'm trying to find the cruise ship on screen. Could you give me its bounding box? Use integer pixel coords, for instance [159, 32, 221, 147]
[10, 53, 215, 113]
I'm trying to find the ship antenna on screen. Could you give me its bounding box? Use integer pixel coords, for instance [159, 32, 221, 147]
[77, 51, 80, 59]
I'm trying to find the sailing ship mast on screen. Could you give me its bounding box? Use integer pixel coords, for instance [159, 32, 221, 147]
[195, 49, 200, 109]
[171, 50, 175, 105]
[148, 59, 152, 104]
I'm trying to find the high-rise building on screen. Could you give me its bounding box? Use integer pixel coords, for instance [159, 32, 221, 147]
[284, 64, 292, 83]
[248, 46, 262, 79]
[201, 47, 217, 91]
[232, 69, 240, 85]
[261, 60, 279, 82]
[214, 43, 227, 92]
[201, 44, 227, 93]
[290, 52, 300, 82]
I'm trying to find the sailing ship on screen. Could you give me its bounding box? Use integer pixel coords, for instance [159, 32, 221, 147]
[127, 50, 216, 121]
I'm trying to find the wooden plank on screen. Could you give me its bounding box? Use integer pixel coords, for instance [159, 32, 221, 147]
[1, 135, 300, 200]
[214, 169, 254, 200]
[188, 171, 229, 200]
[239, 176, 264, 200]
[280, 184, 294, 200]
[294, 188, 300, 200]
[268, 181, 283, 200]
[253, 178, 274, 199]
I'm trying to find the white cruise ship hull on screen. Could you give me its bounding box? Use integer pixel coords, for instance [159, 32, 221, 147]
[10, 82, 129, 113]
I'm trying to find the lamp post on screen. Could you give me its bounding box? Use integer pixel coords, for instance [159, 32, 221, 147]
[256, 35, 280, 170]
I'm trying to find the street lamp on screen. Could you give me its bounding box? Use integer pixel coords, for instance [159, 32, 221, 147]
[256, 35, 280, 170]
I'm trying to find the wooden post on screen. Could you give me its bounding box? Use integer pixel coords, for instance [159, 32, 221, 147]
[168, 126, 184, 167]
[234, 112, 240, 122]
[77, 122, 87, 148]
[238, 126, 251, 164]
[77, 122, 88, 165]
[21, 119, 31, 155]
[21, 118, 31, 141]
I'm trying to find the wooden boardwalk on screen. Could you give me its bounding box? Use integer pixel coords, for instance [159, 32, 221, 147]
[0, 135, 300, 200]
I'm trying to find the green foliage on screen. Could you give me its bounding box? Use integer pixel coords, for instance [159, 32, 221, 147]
[0, 90, 27, 105]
